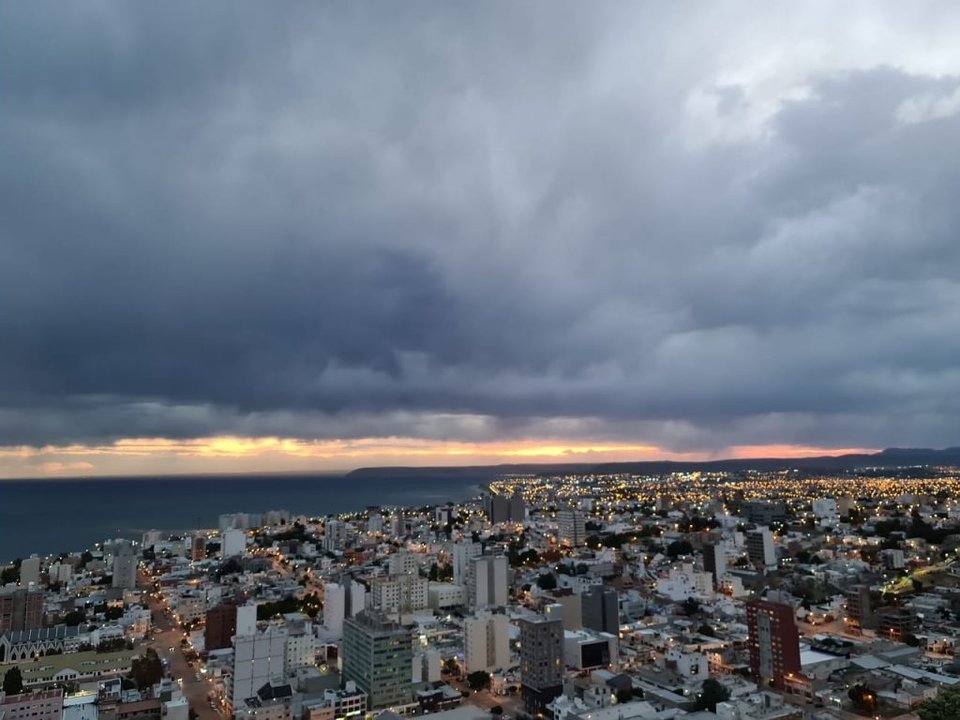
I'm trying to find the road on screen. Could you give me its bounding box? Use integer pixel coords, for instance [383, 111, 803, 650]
[141, 578, 221, 720]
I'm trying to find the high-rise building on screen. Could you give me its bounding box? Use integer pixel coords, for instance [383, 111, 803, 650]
[519, 617, 563, 715]
[544, 591, 582, 631]
[581, 586, 618, 636]
[0, 689, 63, 720]
[191, 536, 207, 562]
[556, 510, 587, 547]
[746, 599, 801, 689]
[746, 501, 787, 526]
[323, 582, 345, 636]
[112, 543, 138, 590]
[844, 585, 873, 630]
[746, 528, 776, 571]
[387, 552, 419, 577]
[205, 602, 239, 652]
[222, 529, 247, 558]
[348, 581, 367, 618]
[341, 612, 413, 710]
[702, 543, 726, 585]
[452, 542, 482, 587]
[485, 492, 525, 524]
[19, 556, 42, 587]
[323, 520, 346, 552]
[369, 575, 428, 615]
[0, 587, 44, 633]
[463, 611, 511, 673]
[467, 554, 509, 609]
[230, 624, 287, 713]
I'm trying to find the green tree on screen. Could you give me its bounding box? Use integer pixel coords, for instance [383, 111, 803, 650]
[62, 609, 86, 627]
[848, 684, 877, 715]
[467, 670, 491, 691]
[918, 687, 960, 720]
[694, 678, 730, 712]
[129, 648, 164, 691]
[535, 573, 557, 590]
[0, 560, 21, 585]
[3, 666, 24, 695]
[667, 540, 694, 559]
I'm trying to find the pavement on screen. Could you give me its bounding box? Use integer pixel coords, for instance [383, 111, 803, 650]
[141, 577, 221, 720]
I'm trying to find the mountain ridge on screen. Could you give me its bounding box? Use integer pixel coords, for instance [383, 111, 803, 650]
[344, 446, 960, 479]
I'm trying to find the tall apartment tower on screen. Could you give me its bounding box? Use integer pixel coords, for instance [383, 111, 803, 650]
[112, 543, 138, 590]
[702, 543, 726, 585]
[230, 624, 287, 712]
[0, 587, 43, 633]
[556, 510, 587, 547]
[323, 582, 346, 636]
[746, 528, 777, 572]
[467, 554, 509, 609]
[205, 601, 239, 652]
[19, 556, 42, 586]
[323, 520, 346, 552]
[746, 599, 801, 689]
[463, 611, 511, 673]
[452, 542, 482, 586]
[486, 492, 525, 524]
[341, 611, 413, 710]
[348, 580, 367, 618]
[581, 586, 619, 635]
[519, 617, 564, 715]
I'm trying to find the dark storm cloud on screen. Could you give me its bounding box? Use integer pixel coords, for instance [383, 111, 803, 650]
[3, 3, 960, 451]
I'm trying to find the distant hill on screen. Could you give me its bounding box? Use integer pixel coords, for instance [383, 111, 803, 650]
[345, 446, 960, 480]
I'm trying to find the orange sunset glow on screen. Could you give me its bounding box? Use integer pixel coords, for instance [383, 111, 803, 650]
[0, 437, 879, 479]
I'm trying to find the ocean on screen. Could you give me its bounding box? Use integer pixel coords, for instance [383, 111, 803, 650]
[0, 473, 488, 562]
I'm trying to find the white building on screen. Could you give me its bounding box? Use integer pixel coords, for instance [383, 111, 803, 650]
[428, 583, 465, 610]
[656, 564, 714, 601]
[464, 611, 511, 673]
[369, 575, 428, 614]
[222, 529, 247, 559]
[452, 542, 482, 586]
[563, 630, 618, 671]
[664, 646, 708, 678]
[20, 556, 42, 586]
[323, 583, 345, 636]
[349, 580, 367, 618]
[812, 499, 839, 527]
[466, 555, 509, 609]
[284, 621, 316, 674]
[230, 625, 287, 712]
[388, 553, 419, 577]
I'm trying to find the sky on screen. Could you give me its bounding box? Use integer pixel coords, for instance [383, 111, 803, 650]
[3, 2, 960, 478]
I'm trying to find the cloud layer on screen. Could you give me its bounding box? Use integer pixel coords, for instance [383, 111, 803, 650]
[3, 2, 960, 473]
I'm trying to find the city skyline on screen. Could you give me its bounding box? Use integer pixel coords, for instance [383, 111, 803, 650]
[4, 3, 960, 477]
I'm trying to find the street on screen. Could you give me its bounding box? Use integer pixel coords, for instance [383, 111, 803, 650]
[141, 576, 221, 720]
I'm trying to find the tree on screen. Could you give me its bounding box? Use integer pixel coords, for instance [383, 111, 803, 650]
[918, 687, 960, 720]
[62, 609, 86, 627]
[490, 706, 503, 715]
[667, 540, 693, 559]
[682, 597, 701, 616]
[3, 666, 24, 695]
[848, 684, 877, 715]
[697, 623, 716, 637]
[615, 688, 634, 704]
[467, 670, 491, 691]
[694, 678, 730, 712]
[129, 648, 164, 691]
[535, 573, 557, 590]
